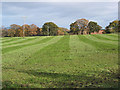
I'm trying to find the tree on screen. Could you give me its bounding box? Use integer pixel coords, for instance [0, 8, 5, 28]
[8, 29, 15, 37]
[42, 22, 59, 36]
[2, 27, 8, 37]
[36, 27, 43, 36]
[70, 22, 79, 34]
[57, 27, 69, 35]
[7, 24, 22, 37]
[70, 18, 89, 35]
[88, 21, 102, 33]
[8, 24, 16, 37]
[22, 24, 30, 36]
[105, 26, 111, 33]
[29, 24, 37, 36]
[105, 20, 119, 33]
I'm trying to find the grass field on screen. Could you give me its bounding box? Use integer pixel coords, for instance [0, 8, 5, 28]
[2, 34, 118, 88]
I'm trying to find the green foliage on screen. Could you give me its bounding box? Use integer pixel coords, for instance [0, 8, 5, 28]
[88, 21, 102, 33]
[2, 29, 8, 37]
[105, 20, 119, 33]
[70, 22, 79, 34]
[42, 22, 58, 36]
[105, 26, 111, 33]
[70, 18, 90, 35]
[2, 19, 119, 37]
[36, 27, 43, 36]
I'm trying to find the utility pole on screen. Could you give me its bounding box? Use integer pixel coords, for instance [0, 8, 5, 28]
[22, 16, 27, 38]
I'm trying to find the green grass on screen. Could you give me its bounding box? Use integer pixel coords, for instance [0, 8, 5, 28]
[2, 34, 118, 88]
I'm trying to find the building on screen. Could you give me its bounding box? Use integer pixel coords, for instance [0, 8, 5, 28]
[91, 31, 98, 35]
[98, 30, 105, 34]
[91, 30, 105, 35]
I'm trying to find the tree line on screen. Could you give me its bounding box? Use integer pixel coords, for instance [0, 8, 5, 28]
[1, 18, 120, 37]
[1, 22, 69, 37]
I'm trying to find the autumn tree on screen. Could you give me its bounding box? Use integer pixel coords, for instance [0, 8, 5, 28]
[42, 22, 58, 36]
[22, 24, 30, 36]
[57, 27, 69, 35]
[29, 24, 37, 36]
[70, 18, 89, 35]
[36, 27, 43, 36]
[7, 24, 23, 37]
[4, 24, 42, 37]
[77, 19, 89, 34]
[8, 29, 15, 37]
[2, 26, 8, 37]
[8, 24, 16, 37]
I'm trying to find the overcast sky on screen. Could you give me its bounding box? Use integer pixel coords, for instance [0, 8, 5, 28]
[2, 2, 118, 29]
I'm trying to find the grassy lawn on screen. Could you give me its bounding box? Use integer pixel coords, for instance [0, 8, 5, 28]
[2, 34, 118, 88]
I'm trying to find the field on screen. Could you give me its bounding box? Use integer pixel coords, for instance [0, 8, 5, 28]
[1, 34, 118, 88]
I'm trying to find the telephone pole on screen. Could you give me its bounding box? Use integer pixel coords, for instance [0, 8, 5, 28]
[22, 16, 27, 38]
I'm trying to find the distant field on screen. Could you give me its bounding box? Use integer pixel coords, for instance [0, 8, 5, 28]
[2, 34, 118, 88]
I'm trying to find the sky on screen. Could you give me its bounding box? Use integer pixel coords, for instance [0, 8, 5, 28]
[2, 2, 118, 29]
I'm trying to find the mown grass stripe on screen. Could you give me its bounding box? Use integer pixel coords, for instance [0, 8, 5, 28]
[107, 34, 118, 37]
[2, 37, 23, 44]
[1, 37, 12, 41]
[3, 37, 46, 48]
[23, 35, 70, 65]
[2, 34, 118, 88]
[69, 35, 96, 57]
[72, 35, 95, 49]
[69, 35, 117, 74]
[85, 35, 118, 45]
[2, 37, 36, 43]
[78, 35, 118, 53]
[2, 36, 54, 54]
[97, 34, 118, 40]
[3, 36, 52, 48]
[2, 36, 63, 65]
[69, 35, 96, 66]
[3, 37, 37, 47]
[92, 34, 118, 41]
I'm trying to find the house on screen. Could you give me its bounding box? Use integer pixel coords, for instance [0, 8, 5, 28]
[91, 31, 98, 35]
[98, 30, 105, 34]
[91, 30, 105, 35]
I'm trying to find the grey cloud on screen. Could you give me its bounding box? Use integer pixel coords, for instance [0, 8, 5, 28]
[2, 2, 118, 29]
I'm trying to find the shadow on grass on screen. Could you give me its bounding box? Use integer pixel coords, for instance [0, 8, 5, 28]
[2, 81, 30, 88]
[3, 68, 117, 88]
